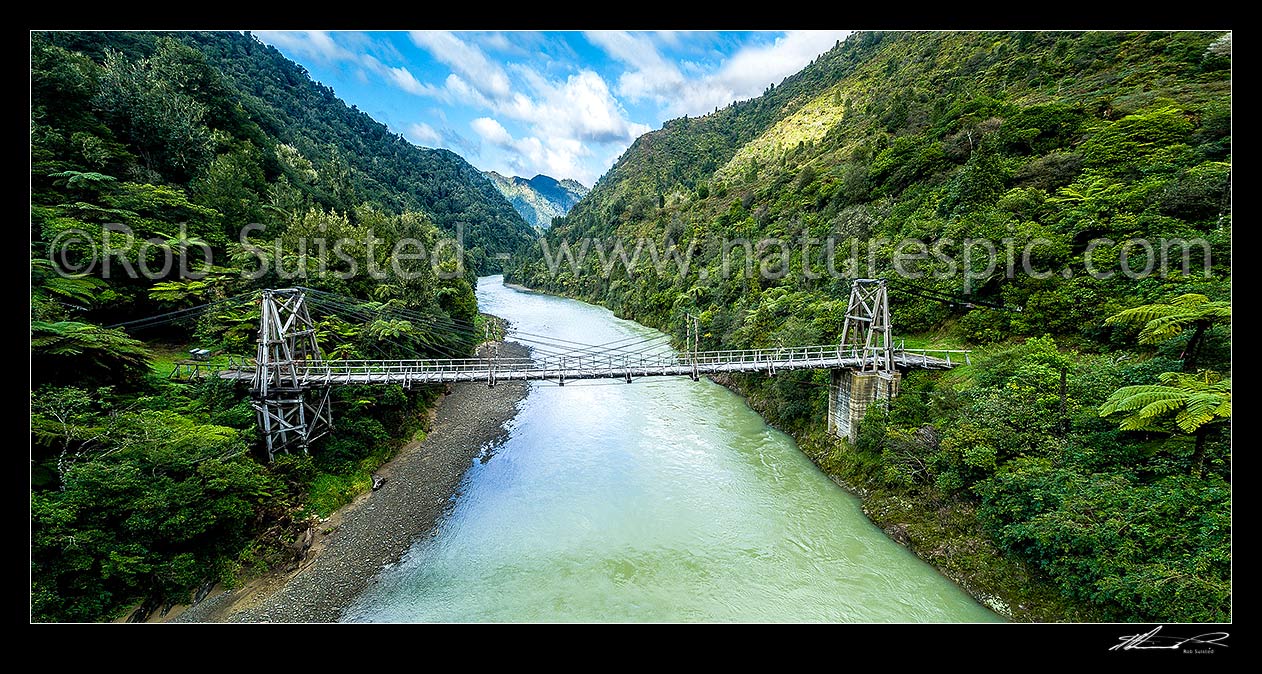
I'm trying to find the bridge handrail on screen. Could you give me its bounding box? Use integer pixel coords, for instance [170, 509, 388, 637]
[229, 344, 970, 379]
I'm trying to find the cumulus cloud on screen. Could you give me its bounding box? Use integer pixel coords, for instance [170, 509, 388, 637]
[257, 31, 443, 100]
[386, 65, 439, 96]
[584, 31, 685, 103]
[509, 67, 651, 144]
[688, 30, 851, 112]
[406, 122, 442, 147]
[258, 31, 849, 186]
[410, 31, 514, 101]
[476, 31, 515, 53]
[439, 127, 481, 157]
[470, 117, 592, 181]
[256, 30, 354, 63]
[588, 30, 851, 117]
[406, 122, 480, 156]
[407, 32, 650, 184]
[470, 117, 514, 148]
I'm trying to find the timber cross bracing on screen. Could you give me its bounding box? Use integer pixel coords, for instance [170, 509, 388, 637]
[840, 279, 894, 372]
[220, 280, 965, 457]
[252, 289, 333, 460]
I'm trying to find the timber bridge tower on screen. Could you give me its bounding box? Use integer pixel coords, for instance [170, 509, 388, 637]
[827, 279, 902, 441]
[251, 288, 333, 460]
[218, 280, 960, 457]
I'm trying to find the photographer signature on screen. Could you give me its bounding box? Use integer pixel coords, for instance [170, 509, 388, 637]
[1111, 626, 1230, 651]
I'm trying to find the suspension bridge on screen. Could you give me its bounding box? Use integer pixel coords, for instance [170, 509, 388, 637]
[115, 280, 968, 460]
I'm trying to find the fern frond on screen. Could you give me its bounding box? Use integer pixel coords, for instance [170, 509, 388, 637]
[1173, 393, 1222, 432]
[1169, 294, 1210, 308]
[1106, 304, 1177, 325]
[1138, 315, 1194, 344]
[1119, 416, 1163, 431]
[1135, 396, 1187, 419]
[1200, 304, 1232, 322]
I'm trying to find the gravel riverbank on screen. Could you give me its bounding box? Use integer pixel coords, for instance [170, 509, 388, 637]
[176, 342, 530, 623]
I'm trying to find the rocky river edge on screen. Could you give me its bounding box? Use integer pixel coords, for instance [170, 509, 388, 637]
[175, 341, 531, 623]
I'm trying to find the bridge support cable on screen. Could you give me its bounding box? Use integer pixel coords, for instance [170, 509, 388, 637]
[106, 292, 259, 332]
[188, 286, 970, 458]
[298, 288, 489, 351]
[887, 278, 1023, 313]
[505, 330, 673, 361]
[303, 287, 682, 367]
[307, 298, 469, 362]
[300, 288, 492, 346]
[302, 294, 475, 360]
[509, 335, 674, 369]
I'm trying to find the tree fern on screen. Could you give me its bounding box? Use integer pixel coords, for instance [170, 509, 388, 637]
[31, 256, 107, 318]
[31, 321, 151, 384]
[1106, 294, 1231, 369]
[1100, 370, 1230, 474]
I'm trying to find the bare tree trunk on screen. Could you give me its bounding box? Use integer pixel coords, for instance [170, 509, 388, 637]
[1182, 321, 1208, 372]
[1191, 426, 1208, 477]
[1059, 366, 1069, 437]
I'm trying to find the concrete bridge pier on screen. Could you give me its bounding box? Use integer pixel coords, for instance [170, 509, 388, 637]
[827, 368, 902, 443]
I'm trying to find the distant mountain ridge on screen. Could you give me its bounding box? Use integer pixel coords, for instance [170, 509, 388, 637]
[484, 171, 588, 229]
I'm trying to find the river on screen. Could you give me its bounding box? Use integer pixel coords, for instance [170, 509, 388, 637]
[342, 276, 999, 622]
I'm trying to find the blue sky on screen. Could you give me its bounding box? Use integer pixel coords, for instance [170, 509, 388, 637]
[255, 31, 851, 186]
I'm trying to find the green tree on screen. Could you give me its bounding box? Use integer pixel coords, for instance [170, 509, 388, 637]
[93, 45, 214, 179]
[1099, 370, 1231, 475]
[1105, 294, 1230, 371]
[31, 321, 153, 386]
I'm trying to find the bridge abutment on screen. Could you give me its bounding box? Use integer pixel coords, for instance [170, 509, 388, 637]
[827, 368, 901, 443]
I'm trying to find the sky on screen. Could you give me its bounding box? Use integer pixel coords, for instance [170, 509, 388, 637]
[255, 31, 851, 187]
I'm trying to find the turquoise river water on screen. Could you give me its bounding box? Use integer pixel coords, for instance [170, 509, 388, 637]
[342, 275, 1000, 622]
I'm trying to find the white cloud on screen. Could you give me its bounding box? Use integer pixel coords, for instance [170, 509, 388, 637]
[441, 73, 487, 108]
[498, 69, 650, 182]
[522, 69, 651, 144]
[257, 31, 444, 100]
[470, 117, 514, 148]
[708, 31, 850, 100]
[476, 32, 515, 53]
[584, 31, 685, 103]
[410, 31, 513, 101]
[386, 65, 439, 96]
[256, 30, 354, 63]
[471, 117, 597, 183]
[406, 32, 650, 184]
[653, 31, 687, 47]
[587, 30, 851, 118]
[504, 135, 588, 181]
[404, 122, 480, 156]
[260, 31, 850, 186]
[341, 31, 405, 63]
[406, 122, 442, 147]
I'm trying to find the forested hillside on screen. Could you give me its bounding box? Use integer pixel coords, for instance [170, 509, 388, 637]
[41, 31, 536, 274]
[30, 31, 511, 621]
[510, 31, 1232, 621]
